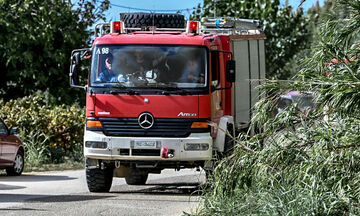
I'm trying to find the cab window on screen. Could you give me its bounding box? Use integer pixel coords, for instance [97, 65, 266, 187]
[0, 120, 8, 135]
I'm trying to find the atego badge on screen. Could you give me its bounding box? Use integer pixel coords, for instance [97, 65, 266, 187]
[178, 112, 197, 117]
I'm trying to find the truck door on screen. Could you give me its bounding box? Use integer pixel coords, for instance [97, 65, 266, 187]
[210, 48, 224, 135]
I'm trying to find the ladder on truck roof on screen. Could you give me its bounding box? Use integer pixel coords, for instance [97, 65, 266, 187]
[201, 17, 263, 35]
[94, 17, 263, 38]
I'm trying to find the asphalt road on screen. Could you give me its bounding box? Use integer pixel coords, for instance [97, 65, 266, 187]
[0, 169, 205, 216]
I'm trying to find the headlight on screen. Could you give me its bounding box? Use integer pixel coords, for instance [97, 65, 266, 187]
[184, 143, 209, 151]
[85, 141, 107, 149]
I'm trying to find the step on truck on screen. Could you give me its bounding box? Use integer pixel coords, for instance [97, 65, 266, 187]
[70, 13, 266, 192]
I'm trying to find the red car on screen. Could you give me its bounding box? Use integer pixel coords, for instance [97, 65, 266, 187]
[0, 118, 24, 176]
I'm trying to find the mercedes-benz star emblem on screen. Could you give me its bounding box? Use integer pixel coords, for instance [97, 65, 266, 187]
[138, 112, 154, 129]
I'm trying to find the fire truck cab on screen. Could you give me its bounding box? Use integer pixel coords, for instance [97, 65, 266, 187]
[70, 13, 266, 192]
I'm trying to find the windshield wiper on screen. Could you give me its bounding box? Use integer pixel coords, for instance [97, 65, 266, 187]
[109, 84, 139, 95]
[110, 89, 138, 95]
[161, 89, 190, 95]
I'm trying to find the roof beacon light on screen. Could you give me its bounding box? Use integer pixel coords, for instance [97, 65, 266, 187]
[110, 21, 125, 34]
[186, 21, 201, 34]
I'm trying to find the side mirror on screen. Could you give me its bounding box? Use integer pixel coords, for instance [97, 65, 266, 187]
[69, 48, 90, 89]
[70, 52, 80, 86]
[10, 128, 18, 135]
[73, 52, 80, 64]
[226, 60, 236, 83]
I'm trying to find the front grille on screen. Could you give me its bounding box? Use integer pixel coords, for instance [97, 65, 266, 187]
[91, 117, 209, 137]
[119, 148, 130, 156]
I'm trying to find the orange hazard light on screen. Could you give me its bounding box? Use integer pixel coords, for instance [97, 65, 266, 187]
[191, 122, 209, 128]
[86, 120, 103, 128]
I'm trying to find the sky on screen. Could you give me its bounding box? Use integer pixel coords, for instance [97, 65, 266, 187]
[105, 0, 326, 21]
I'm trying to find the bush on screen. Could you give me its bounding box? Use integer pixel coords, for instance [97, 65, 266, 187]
[0, 91, 85, 166]
[197, 115, 360, 215]
[195, 1, 360, 215]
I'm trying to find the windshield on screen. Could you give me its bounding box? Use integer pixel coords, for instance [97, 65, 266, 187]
[90, 45, 207, 89]
[294, 96, 315, 110]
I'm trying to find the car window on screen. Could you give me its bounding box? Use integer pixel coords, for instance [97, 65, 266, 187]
[0, 120, 8, 135]
[297, 96, 315, 110]
[278, 98, 292, 109]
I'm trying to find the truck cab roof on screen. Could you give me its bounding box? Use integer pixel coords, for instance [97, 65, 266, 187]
[94, 32, 214, 46]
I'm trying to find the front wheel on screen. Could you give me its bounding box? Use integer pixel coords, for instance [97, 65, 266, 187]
[86, 162, 114, 192]
[223, 124, 235, 157]
[6, 151, 24, 176]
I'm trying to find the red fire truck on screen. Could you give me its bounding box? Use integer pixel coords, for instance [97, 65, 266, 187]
[70, 13, 266, 192]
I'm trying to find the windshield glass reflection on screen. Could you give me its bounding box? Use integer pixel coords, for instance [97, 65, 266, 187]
[91, 45, 207, 89]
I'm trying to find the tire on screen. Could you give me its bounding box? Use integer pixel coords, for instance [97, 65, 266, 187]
[125, 169, 148, 185]
[6, 151, 24, 176]
[86, 162, 113, 192]
[120, 13, 185, 29]
[205, 169, 213, 180]
[223, 124, 235, 157]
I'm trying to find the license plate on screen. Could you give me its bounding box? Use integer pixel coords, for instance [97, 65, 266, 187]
[134, 141, 157, 149]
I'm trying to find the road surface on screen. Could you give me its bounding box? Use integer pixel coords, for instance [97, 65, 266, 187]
[0, 169, 205, 216]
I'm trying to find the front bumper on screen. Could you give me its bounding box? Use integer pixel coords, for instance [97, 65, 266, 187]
[84, 130, 213, 161]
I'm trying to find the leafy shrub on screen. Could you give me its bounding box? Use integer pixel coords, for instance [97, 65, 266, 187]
[21, 129, 51, 167]
[195, 1, 360, 215]
[198, 115, 360, 215]
[0, 91, 85, 166]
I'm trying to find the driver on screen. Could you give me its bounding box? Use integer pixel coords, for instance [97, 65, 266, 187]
[97, 55, 126, 83]
[133, 50, 150, 73]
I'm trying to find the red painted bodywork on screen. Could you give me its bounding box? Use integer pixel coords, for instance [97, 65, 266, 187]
[92, 94, 202, 118]
[87, 32, 233, 127]
[0, 120, 23, 167]
[94, 33, 208, 46]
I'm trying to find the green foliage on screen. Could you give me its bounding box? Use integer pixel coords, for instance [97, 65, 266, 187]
[195, 1, 360, 215]
[21, 130, 50, 166]
[0, 92, 85, 166]
[191, 0, 310, 79]
[0, 0, 109, 104]
[198, 105, 360, 215]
